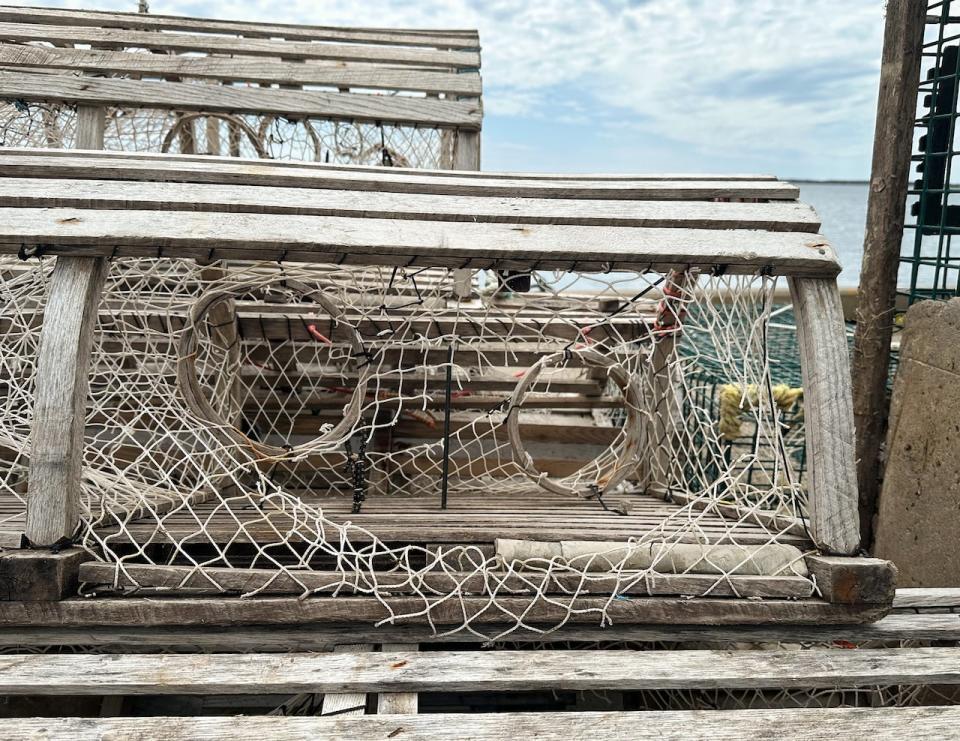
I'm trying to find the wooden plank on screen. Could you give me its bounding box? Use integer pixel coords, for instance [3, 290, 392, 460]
[22, 102, 107, 548]
[0, 209, 840, 276]
[0, 613, 956, 652]
[0, 177, 821, 231]
[0, 44, 483, 96]
[789, 277, 860, 554]
[0, 72, 482, 129]
[4, 708, 960, 740]
[0, 150, 799, 198]
[320, 644, 371, 717]
[77, 563, 816, 599]
[851, 0, 928, 548]
[0, 647, 958, 694]
[0, 595, 888, 628]
[0, 7, 480, 48]
[0, 548, 89, 601]
[894, 588, 960, 610]
[0, 23, 480, 68]
[24, 254, 109, 546]
[805, 555, 896, 605]
[0, 146, 778, 182]
[377, 644, 418, 715]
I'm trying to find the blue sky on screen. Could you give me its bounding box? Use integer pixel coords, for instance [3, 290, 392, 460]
[26, 0, 887, 179]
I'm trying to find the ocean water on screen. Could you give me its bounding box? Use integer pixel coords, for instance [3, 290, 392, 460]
[796, 182, 869, 288]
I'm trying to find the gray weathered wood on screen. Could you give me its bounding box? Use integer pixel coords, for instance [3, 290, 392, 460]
[0, 612, 955, 652]
[320, 644, 371, 717]
[4, 708, 959, 741]
[0, 22, 480, 67]
[0, 145, 778, 182]
[0, 548, 89, 600]
[376, 644, 418, 715]
[0, 177, 822, 230]
[789, 277, 860, 554]
[77, 563, 816, 599]
[0, 150, 799, 197]
[0, 7, 479, 48]
[0, 209, 840, 276]
[23, 105, 108, 547]
[851, 0, 928, 549]
[0, 71, 482, 128]
[0, 43, 482, 96]
[894, 588, 960, 610]
[0, 595, 888, 628]
[0, 647, 957, 694]
[805, 555, 896, 605]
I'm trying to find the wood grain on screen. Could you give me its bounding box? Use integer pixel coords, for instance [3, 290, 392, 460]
[894, 587, 960, 610]
[0, 7, 480, 48]
[0, 71, 482, 128]
[0, 150, 798, 197]
[0, 612, 956, 652]
[377, 644, 418, 715]
[0, 595, 888, 628]
[851, 0, 928, 548]
[789, 277, 860, 554]
[0, 43, 482, 96]
[77, 563, 816, 599]
[0, 209, 840, 275]
[4, 708, 960, 741]
[0, 177, 820, 230]
[0, 22, 480, 67]
[0, 647, 957, 694]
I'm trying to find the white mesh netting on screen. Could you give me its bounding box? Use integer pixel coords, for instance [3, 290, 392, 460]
[0, 98, 453, 168]
[1, 256, 813, 638]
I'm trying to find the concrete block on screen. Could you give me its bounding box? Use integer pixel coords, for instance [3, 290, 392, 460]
[874, 298, 960, 586]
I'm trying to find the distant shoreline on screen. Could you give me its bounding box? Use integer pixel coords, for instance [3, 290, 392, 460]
[790, 179, 869, 185]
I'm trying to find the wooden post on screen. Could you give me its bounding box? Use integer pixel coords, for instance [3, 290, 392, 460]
[451, 128, 480, 298]
[851, 0, 926, 548]
[790, 277, 860, 555]
[25, 104, 109, 547]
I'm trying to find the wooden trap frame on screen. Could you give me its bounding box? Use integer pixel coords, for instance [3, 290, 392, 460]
[0, 6, 895, 638]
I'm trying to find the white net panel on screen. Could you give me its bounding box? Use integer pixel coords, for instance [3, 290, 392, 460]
[1, 256, 814, 638]
[0, 100, 452, 168]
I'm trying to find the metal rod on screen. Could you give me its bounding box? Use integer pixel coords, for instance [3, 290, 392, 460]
[439, 341, 456, 510]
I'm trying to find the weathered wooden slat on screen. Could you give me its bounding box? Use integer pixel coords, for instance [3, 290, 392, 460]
[377, 644, 418, 715]
[0, 145, 777, 182]
[0, 23, 480, 67]
[320, 644, 371, 717]
[0, 595, 887, 627]
[0, 150, 798, 198]
[5, 708, 960, 740]
[0, 7, 479, 48]
[0, 209, 839, 275]
[23, 104, 108, 548]
[0, 177, 820, 231]
[894, 587, 960, 610]
[789, 278, 860, 553]
[0, 72, 481, 128]
[78, 563, 815, 599]
[0, 612, 956, 652]
[0, 647, 956, 694]
[0, 44, 483, 96]
[103, 525, 799, 548]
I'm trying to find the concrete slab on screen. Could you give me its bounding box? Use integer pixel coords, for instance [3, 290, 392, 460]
[874, 298, 960, 586]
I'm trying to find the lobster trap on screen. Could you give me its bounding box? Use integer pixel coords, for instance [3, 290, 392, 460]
[0, 145, 893, 637]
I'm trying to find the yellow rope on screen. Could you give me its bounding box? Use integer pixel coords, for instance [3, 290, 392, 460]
[718, 383, 803, 441]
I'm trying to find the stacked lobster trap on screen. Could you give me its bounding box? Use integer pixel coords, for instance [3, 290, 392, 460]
[0, 6, 890, 639]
